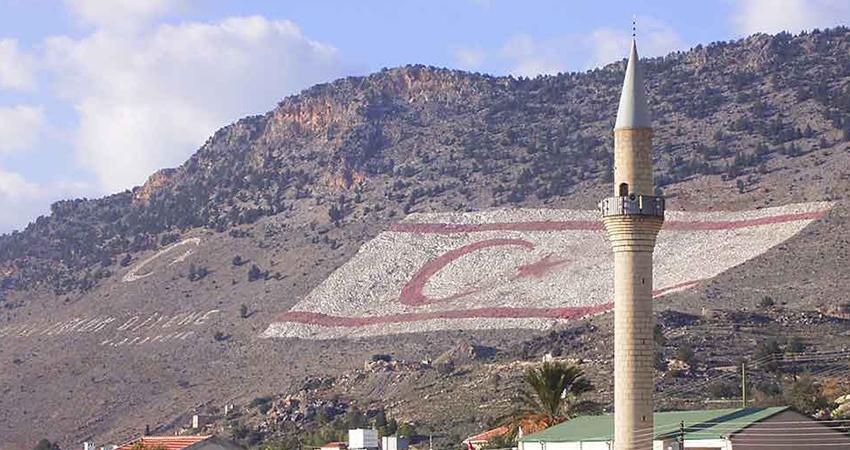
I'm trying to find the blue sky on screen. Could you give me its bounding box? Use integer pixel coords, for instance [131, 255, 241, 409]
[0, 0, 848, 233]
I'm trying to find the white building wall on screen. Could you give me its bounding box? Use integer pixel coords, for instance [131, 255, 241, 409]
[520, 441, 612, 450]
[522, 438, 727, 450]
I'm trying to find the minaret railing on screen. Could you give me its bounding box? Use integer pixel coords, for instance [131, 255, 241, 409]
[599, 195, 665, 218]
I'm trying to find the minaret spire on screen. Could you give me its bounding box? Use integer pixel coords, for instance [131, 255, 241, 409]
[614, 39, 651, 130]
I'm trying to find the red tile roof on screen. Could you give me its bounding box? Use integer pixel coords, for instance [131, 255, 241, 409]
[463, 426, 509, 443]
[116, 436, 212, 450]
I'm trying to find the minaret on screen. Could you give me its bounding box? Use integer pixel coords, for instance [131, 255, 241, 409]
[600, 39, 665, 450]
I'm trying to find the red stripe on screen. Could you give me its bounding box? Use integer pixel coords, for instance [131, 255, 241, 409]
[274, 280, 702, 328]
[387, 211, 825, 234]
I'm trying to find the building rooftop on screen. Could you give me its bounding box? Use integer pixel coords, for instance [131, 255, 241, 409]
[463, 426, 510, 443]
[115, 436, 212, 450]
[614, 39, 651, 130]
[519, 407, 789, 443]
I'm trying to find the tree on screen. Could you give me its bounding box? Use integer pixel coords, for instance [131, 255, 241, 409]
[396, 421, 416, 437]
[783, 373, 829, 415]
[33, 440, 61, 450]
[187, 263, 209, 281]
[248, 264, 265, 282]
[509, 362, 595, 435]
[120, 254, 133, 267]
[755, 339, 783, 372]
[676, 344, 696, 367]
[239, 304, 249, 318]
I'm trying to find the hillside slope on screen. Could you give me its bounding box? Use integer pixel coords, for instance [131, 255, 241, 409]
[2, 28, 850, 449]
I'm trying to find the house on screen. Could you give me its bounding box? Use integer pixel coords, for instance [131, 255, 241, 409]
[348, 429, 379, 450]
[381, 436, 409, 450]
[115, 435, 243, 450]
[462, 426, 510, 450]
[518, 407, 850, 450]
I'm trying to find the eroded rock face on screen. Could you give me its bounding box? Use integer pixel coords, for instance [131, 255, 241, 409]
[135, 168, 177, 205]
[819, 303, 850, 319]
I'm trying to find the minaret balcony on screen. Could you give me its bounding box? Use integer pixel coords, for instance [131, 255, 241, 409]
[599, 195, 665, 218]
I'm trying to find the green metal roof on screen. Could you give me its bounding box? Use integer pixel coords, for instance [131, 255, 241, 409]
[519, 407, 789, 443]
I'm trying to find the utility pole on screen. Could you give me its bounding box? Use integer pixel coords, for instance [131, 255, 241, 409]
[678, 421, 685, 450]
[741, 361, 747, 408]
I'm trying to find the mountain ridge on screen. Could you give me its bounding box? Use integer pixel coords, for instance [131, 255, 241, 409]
[2, 26, 850, 449]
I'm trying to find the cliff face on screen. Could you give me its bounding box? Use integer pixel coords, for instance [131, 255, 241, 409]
[3, 27, 850, 305]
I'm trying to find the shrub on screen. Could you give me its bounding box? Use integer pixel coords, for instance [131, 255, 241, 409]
[754, 339, 783, 372]
[187, 263, 209, 281]
[247, 264, 266, 282]
[708, 380, 740, 399]
[675, 344, 696, 367]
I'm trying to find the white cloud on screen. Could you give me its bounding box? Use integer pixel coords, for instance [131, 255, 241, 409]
[45, 15, 346, 193]
[500, 34, 565, 77]
[459, 16, 686, 77]
[0, 168, 94, 232]
[0, 38, 37, 91]
[587, 16, 687, 68]
[0, 105, 45, 154]
[453, 46, 487, 70]
[731, 0, 850, 35]
[63, 0, 189, 31]
[0, 168, 49, 232]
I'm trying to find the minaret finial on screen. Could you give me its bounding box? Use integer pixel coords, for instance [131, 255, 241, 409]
[632, 15, 636, 39]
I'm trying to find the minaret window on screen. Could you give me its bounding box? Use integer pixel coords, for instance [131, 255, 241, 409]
[619, 183, 629, 197]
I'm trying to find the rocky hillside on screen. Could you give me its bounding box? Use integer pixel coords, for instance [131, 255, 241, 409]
[3, 27, 850, 303]
[2, 27, 850, 450]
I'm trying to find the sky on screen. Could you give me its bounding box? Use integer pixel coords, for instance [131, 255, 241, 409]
[0, 0, 849, 233]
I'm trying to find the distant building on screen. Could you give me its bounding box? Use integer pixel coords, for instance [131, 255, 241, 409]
[114, 435, 243, 450]
[381, 436, 409, 450]
[348, 429, 379, 450]
[518, 407, 850, 450]
[462, 426, 510, 450]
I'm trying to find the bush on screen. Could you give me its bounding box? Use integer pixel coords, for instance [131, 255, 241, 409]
[708, 380, 740, 399]
[32, 440, 61, 450]
[213, 331, 230, 342]
[247, 264, 266, 282]
[120, 254, 132, 267]
[786, 336, 805, 354]
[759, 296, 775, 308]
[754, 339, 783, 372]
[187, 263, 209, 281]
[249, 396, 273, 409]
[783, 373, 829, 415]
[676, 344, 696, 367]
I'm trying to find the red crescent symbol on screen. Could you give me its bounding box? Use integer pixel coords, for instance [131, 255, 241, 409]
[398, 238, 535, 306]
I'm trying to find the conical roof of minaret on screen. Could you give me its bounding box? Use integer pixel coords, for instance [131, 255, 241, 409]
[614, 39, 651, 130]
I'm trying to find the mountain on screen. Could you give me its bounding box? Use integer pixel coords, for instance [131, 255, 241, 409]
[2, 27, 850, 450]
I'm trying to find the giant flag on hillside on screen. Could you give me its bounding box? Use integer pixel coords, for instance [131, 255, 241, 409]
[262, 202, 831, 339]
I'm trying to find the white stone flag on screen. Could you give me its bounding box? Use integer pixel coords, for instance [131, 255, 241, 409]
[262, 202, 831, 339]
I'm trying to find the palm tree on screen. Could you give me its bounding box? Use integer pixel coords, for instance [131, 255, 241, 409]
[506, 361, 596, 436]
